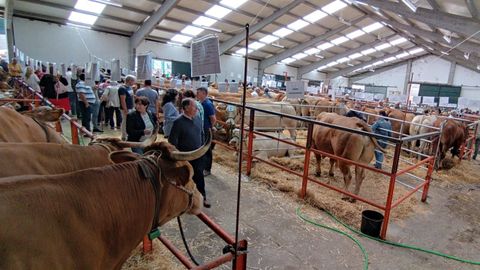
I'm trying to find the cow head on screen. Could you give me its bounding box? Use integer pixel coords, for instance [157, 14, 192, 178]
[22, 106, 65, 122]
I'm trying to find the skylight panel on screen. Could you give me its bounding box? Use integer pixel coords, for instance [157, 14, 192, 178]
[205, 5, 232, 19]
[389, 37, 408, 46]
[273, 28, 294, 37]
[346, 29, 365, 40]
[317, 65, 328, 71]
[373, 60, 385, 66]
[337, 57, 350, 63]
[249, 42, 266, 50]
[362, 22, 383, 33]
[293, 53, 308, 59]
[68, 11, 98, 25]
[375, 43, 392, 51]
[349, 52, 363, 59]
[326, 61, 338, 67]
[409, 48, 425, 54]
[235, 48, 253, 55]
[281, 58, 296, 64]
[331, 36, 349, 45]
[171, 34, 192, 44]
[181, 25, 204, 36]
[74, 0, 105, 14]
[305, 47, 320, 55]
[322, 0, 347, 14]
[384, 57, 397, 62]
[361, 48, 376, 55]
[317, 42, 334, 50]
[303, 10, 327, 23]
[395, 52, 410, 58]
[220, 0, 248, 9]
[260, 35, 279, 44]
[193, 16, 217, 27]
[287, 19, 309, 31]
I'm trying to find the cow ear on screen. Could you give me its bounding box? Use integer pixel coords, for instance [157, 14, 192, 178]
[163, 163, 191, 186]
[109, 150, 140, 164]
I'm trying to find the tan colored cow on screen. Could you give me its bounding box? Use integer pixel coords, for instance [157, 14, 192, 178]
[312, 112, 384, 201]
[385, 108, 415, 138]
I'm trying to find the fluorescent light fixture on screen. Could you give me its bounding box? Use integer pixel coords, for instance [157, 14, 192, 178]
[389, 37, 408, 46]
[273, 27, 294, 37]
[441, 51, 449, 55]
[401, 0, 417, 12]
[317, 42, 334, 50]
[364, 64, 373, 69]
[314, 54, 324, 58]
[346, 29, 365, 39]
[303, 10, 327, 23]
[409, 48, 424, 54]
[305, 47, 320, 55]
[249, 42, 266, 50]
[361, 48, 376, 55]
[235, 48, 253, 55]
[337, 57, 350, 63]
[200, 26, 222, 33]
[362, 22, 383, 33]
[375, 43, 392, 51]
[220, 0, 248, 9]
[287, 19, 309, 31]
[193, 16, 217, 27]
[66, 22, 91, 29]
[347, 63, 354, 67]
[477, 65, 480, 70]
[271, 43, 285, 49]
[68, 11, 98, 25]
[322, 0, 347, 14]
[373, 60, 384, 66]
[170, 34, 192, 44]
[326, 61, 338, 67]
[260, 35, 279, 44]
[281, 57, 296, 64]
[91, 0, 122, 7]
[181, 25, 204, 36]
[464, 52, 470, 60]
[395, 52, 410, 58]
[443, 34, 451, 43]
[205, 5, 232, 19]
[292, 53, 308, 59]
[74, 0, 105, 14]
[317, 65, 328, 71]
[349, 52, 363, 59]
[384, 57, 397, 62]
[331, 36, 349, 45]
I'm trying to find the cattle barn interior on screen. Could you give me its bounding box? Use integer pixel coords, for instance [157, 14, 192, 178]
[1, 0, 480, 269]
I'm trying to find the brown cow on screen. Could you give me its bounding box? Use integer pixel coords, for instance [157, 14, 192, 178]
[312, 112, 384, 201]
[431, 119, 468, 168]
[386, 108, 415, 138]
[0, 139, 210, 269]
[0, 106, 66, 143]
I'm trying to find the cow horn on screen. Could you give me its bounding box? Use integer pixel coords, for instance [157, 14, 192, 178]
[169, 130, 212, 161]
[107, 127, 158, 148]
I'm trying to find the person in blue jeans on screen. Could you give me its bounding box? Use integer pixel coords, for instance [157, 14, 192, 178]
[371, 111, 392, 169]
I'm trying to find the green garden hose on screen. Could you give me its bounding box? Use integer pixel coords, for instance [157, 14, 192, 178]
[296, 206, 480, 268]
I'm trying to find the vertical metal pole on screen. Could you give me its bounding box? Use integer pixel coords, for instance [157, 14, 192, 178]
[233, 24, 249, 270]
[300, 123, 313, 198]
[246, 111, 255, 176]
[380, 141, 402, 239]
[70, 118, 79, 145]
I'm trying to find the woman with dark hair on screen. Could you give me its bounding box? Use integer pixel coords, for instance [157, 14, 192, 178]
[126, 96, 157, 154]
[161, 88, 180, 138]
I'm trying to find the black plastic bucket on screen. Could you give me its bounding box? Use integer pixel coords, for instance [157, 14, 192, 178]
[360, 210, 384, 238]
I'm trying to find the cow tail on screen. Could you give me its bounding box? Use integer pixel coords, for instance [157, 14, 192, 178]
[356, 121, 387, 153]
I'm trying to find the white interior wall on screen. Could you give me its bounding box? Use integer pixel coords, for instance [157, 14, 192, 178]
[356, 64, 407, 92]
[411, 55, 451, 84]
[302, 70, 326, 81]
[264, 63, 298, 80]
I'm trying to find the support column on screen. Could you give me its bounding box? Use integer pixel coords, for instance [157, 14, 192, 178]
[129, 47, 136, 72]
[448, 61, 456, 84]
[403, 60, 413, 95]
[257, 68, 264, 87]
[5, 0, 15, 61]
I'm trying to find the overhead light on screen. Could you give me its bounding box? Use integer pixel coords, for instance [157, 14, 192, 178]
[260, 35, 279, 44]
[401, 0, 417, 12]
[232, 53, 243, 57]
[347, 63, 354, 67]
[200, 26, 222, 33]
[235, 48, 253, 55]
[66, 22, 91, 29]
[220, 0, 248, 9]
[331, 36, 349, 45]
[193, 16, 217, 27]
[361, 48, 377, 55]
[305, 47, 320, 55]
[317, 42, 334, 50]
[443, 34, 451, 43]
[395, 52, 410, 58]
[326, 61, 338, 67]
[464, 52, 470, 60]
[287, 19, 310, 31]
[314, 54, 324, 58]
[181, 25, 204, 36]
[346, 29, 365, 39]
[349, 52, 363, 59]
[271, 43, 285, 49]
[68, 11, 98, 25]
[205, 5, 232, 19]
[441, 51, 449, 55]
[90, 0, 122, 7]
[281, 58, 296, 64]
[373, 60, 384, 65]
[292, 53, 308, 59]
[273, 27, 293, 37]
[389, 37, 408, 46]
[384, 56, 397, 62]
[170, 34, 192, 44]
[322, 0, 347, 14]
[337, 57, 350, 63]
[362, 22, 383, 33]
[317, 65, 328, 71]
[370, 68, 375, 72]
[167, 41, 184, 47]
[303, 10, 327, 23]
[74, 0, 105, 14]
[249, 42, 266, 50]
[409, 48, 424, 54]
[375, 43, 392, 50]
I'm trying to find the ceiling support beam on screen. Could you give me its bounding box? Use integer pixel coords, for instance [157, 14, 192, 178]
[349, 59, 411, 83]
[259, 17, 363, 70]
[465, 0, 479, 19]
[411, 37, 480, 66]
[297, 33, 395, 76]
[219, 0, 306, 54]
[404, 59, 413, 94]
[356, 0, 480, 38]
[414, 41, 480, 73]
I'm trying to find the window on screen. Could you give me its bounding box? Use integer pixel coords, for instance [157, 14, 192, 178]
[153, 59, 172, 78]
